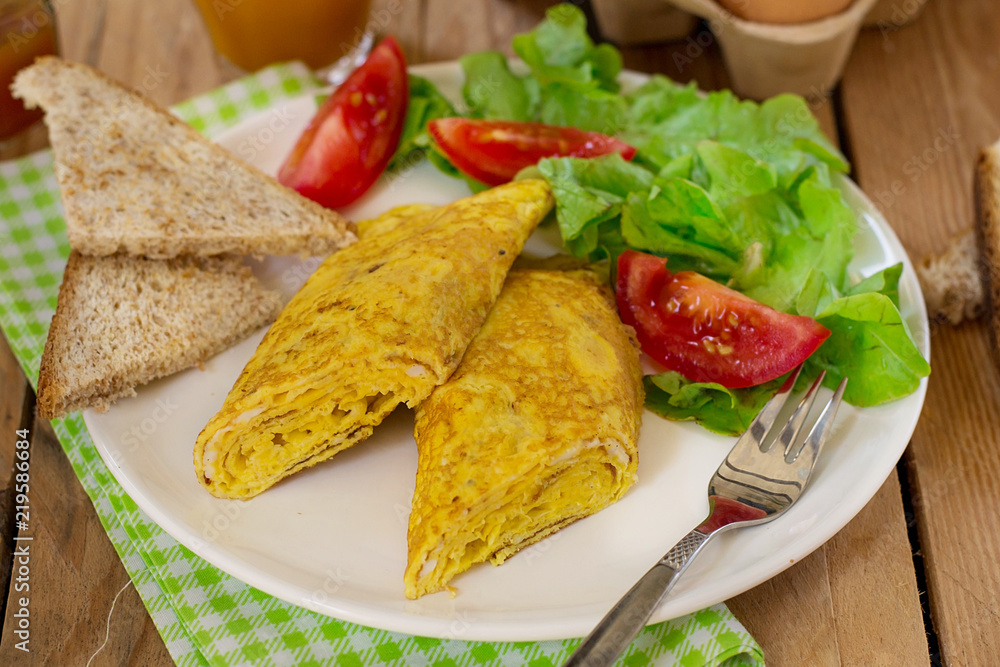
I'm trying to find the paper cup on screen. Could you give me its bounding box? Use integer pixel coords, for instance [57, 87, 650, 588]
[654, 0, 878, 99]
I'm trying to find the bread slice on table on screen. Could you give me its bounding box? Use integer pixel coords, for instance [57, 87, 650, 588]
[36, 252, 282, 420]
[976, 138, 1000, 352]
[11, 56, 356, 258]
[916, 229, 983, 324]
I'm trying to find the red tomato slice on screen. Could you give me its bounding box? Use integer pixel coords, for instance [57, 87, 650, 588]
[278, 36, 408, 209]
[616, 250, 831, 388]
[427, 118, 637, 186]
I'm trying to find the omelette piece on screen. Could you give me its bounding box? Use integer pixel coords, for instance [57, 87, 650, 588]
[194, 179, 554, 500]
[356, 203, 437, 238]
[405, 268, 644, 600]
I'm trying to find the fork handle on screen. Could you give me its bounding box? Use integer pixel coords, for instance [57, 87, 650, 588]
[564, 530, 712, 667]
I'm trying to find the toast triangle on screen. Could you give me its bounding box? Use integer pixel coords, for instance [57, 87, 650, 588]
[36, 252, 283, 419]
[12, 57, 357, 258]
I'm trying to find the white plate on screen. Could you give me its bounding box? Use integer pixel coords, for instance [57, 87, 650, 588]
[84, 62, 929, 642]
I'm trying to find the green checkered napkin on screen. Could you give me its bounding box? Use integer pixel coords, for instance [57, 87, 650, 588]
[0, 62, 765, 667]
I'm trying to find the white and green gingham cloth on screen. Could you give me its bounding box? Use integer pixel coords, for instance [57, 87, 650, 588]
[0, 62, 765, 667]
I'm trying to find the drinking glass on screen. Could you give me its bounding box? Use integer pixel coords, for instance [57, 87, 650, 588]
[0, 0, 58, 141]
[191, 0, 373, 83]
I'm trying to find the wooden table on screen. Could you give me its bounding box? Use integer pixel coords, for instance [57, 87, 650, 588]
[1, 0, 997, 664]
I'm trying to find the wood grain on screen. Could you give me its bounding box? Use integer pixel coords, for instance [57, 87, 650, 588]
[423, 0, 552, 60]
[842, 0, 1000, 663]
[370, 0, 425, 63]
[728, 472, 930, 665]
[0, 418, 174, 666]
[825, 471, 929, 664]
[728, 545, 843, 664]
[0, 337, 30, 616]
[619, 23, 734, 92]
[109, 2, 237, 100]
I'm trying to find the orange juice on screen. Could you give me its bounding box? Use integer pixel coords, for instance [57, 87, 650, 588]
[0, 1, 58, 139]
[192, 0, 373, 72]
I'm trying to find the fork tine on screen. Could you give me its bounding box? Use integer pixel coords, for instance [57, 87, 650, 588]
[773, 371, 826, 457]
[735, 365, 804, 453]
[786, 376, 848, 469]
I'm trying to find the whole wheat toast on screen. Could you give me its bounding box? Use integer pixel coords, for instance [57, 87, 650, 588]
[12, 57, 357, 258]
[36, 252, 282, 419]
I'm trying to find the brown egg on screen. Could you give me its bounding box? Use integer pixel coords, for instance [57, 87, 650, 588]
[717, 0, 854, 24]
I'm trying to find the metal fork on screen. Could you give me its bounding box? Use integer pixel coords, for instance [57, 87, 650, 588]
[564, 368, 848, 667]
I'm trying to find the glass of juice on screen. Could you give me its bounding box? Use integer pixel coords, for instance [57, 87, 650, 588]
[191, 0, 374, 82]
[0, 0, 58, 141]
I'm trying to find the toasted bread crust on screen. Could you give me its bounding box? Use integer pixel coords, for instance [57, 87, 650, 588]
[36, 252, 283, 419]
[36, 252, 86, 419]
[916, 229, 983, 324]
[12, 57, 357, 258]
[975, 144, 1000, 358]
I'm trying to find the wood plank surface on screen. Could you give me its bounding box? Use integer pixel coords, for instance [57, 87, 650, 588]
[841, 0, 1000, 663]
[0, 419, 174, 666]
[727, 471, 930, 665]
[0, 0, 956, 665]
[0, 337, 30, 617]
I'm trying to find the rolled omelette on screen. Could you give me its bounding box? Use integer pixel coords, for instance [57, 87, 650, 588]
[405, 267, 644, 599]
[194, 179, 554, 499]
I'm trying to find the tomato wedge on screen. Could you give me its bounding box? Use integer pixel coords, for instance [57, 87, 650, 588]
[616, 250, 831, 388]
[427, 118, 637, 186]
[278, 36, 408, 208]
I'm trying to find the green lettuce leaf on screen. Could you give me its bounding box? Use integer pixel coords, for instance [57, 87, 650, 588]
[846, 262, 903, 307]
[696, 141, 778, 201]
[808, 292, 930, 406]
[460, 51, 537, 121]
[536, 154, 653, 253]
[536, 82, 627, 134]
[644, 372, 785, 436]
[511, 4, 621, 93]
[794, 269, 839, 318]
[734, 170, 857, 312]
[621, 77, 848, 178]
[389, 75, 457, 170]
[621, 185, 741, 276]
[458, 5, 626, 134]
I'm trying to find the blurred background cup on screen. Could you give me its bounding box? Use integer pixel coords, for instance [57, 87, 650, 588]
[191, 0, 373, 83]
[1, 0, 58, 143]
